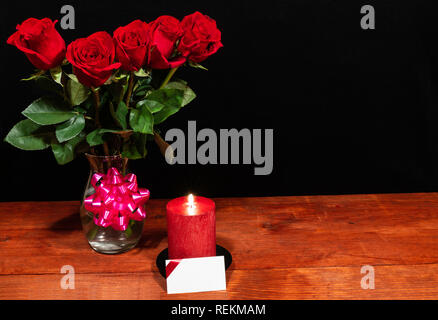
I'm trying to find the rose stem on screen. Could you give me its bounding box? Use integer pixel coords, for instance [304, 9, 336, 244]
[119, 72, 135, 157]
[153, 67, 179, 155]
[125, 71, 135, 107]
[154, 131, 172, 158]
[159, 67, 178, 89]
[91, 87, 110, 156]
[92, 88, 101, 127]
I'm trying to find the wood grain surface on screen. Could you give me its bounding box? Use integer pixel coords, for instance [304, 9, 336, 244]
[0, 193, 437, 299]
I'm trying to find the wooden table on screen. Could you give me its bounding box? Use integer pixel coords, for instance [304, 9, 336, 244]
[0, 193, 437, 299]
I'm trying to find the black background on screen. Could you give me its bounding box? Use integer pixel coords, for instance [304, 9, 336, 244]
[1, 0, 438, 201]
[1, 300, 435, 318]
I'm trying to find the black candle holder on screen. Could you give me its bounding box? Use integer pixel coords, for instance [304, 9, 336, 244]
[156, 244, 232, 278]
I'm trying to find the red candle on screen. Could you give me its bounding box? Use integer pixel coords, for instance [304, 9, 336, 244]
[166, 194, 216, 259]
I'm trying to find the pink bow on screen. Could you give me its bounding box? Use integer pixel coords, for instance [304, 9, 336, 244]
[83, 167, 150, 231]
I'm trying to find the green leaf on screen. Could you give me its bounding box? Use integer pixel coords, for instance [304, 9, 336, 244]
[4, 119, 54, 150]
[114, 72, 128, 82]
[134, 133, 147, 158]
[50, 66, 63, 86]
[146, 88, 184, 108]
[66, 78, 90, 106]
[188, 61, 208, 71]
[86, 129, 118, 147]
[136, 99, 164, 114]
[51, 132, 85, 165]
[115, 101, 129, 129]
[142, 88, 186, 125]
[121, 133, 147, 159]
[21, 70, 46, 81]
[134, 83, 153, 98]
[74, 106, 87, 114]
[135, 90, 147, 97]
[122, 142, 142, 159]
[134, 88, 152, 98]
[129, 105, 154, 134]
[87, 225, 99, 241]
[133, 76, 152, 96]
[66, 74, 78, 81]
[134, 68, 151, 78]
[55, 114, 85, 143]
[124, 219, 136, 237]
[153, 105, 180, 124]
[164, 81, 196, 107]
[136, 75, 152, 86]
[22, 97, 75, 125]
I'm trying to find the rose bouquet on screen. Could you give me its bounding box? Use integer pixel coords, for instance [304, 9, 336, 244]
[4, 12, 222, 253]
[5, 12, 222, 164]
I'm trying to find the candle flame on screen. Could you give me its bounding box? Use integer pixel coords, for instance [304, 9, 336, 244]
[187, 193, 196, 215]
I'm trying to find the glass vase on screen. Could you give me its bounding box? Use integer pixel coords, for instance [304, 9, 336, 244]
[80, 154, 145, 254]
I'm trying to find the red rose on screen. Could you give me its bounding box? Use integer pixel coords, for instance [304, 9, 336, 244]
[7, 18, 66, 70]
[113, 20, 149, 72]
[147, 15, 186, 69]
[66, 31, 121, 88]
[178, 12, 223, 63]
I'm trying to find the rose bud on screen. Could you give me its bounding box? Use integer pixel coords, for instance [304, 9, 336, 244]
[147, 15, 186, 69]
[66, 31, 121, 88]
[7, 18, 66, 70]
[113, 20, 149, 72]
[178, 12, 223, 63]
